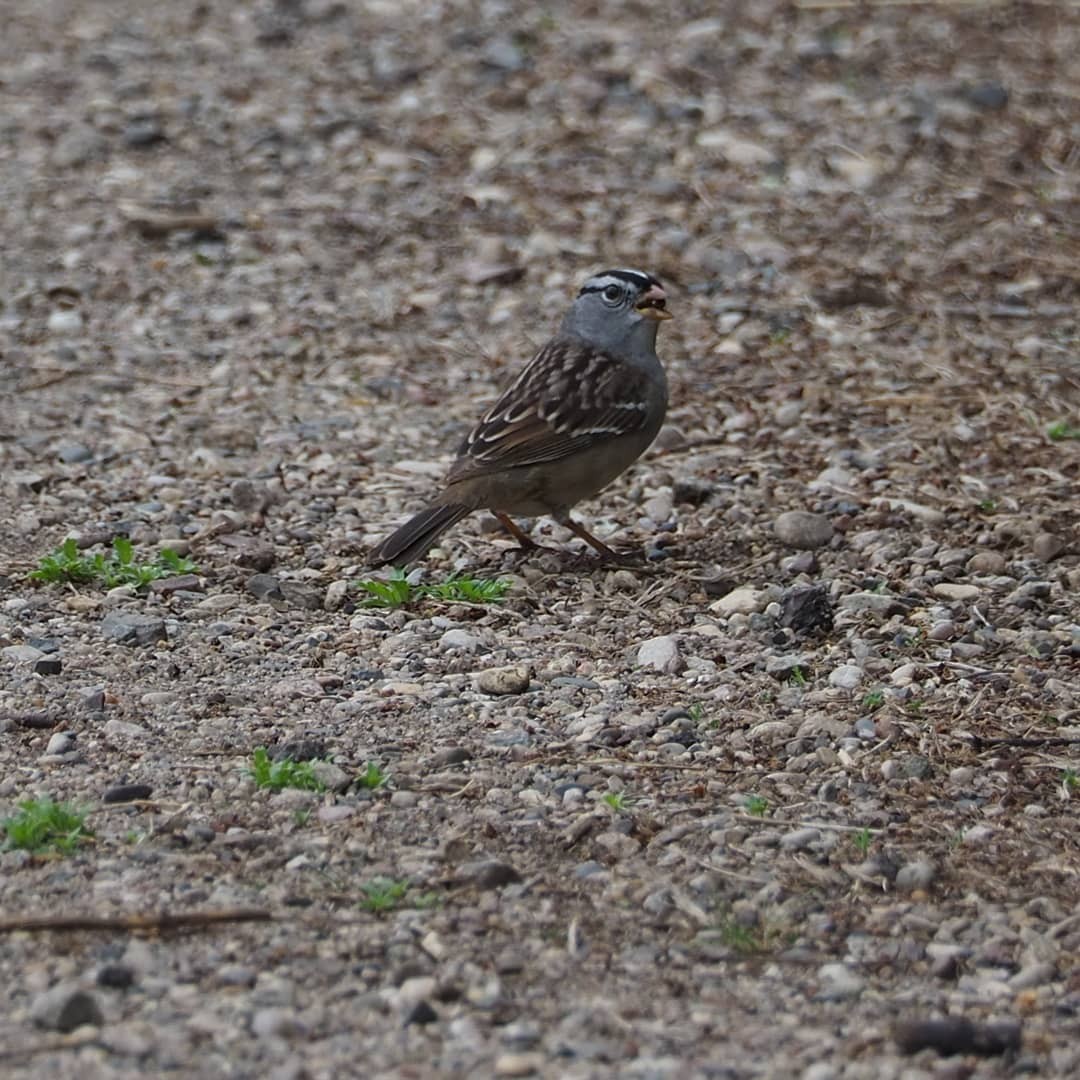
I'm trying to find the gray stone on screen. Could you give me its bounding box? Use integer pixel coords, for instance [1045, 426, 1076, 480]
[815, 963, 864, 1001]
[440, 629, 481, 652]
[101, 611, 168, 646]
[710, 586, 768, 615]
[896, 859, 937, 892]
[828, 664, 863, 690]
[1032, 532, 1066, 562]
[780, 827, 822, 851]
[459, 859, 522, 889]
[57, 442, 94, 463]
[148, 574, 203, 595]
[45, 731, 76, 755]
[250, 1007, 302, 1039]
[47, 309, 84, 335]
[52, 126, 109, 168]
[103, 718, 150, 740]
[1010, 961, 1056, 989]
[31, 984, 104, 1032]
[933, 582, 980, 601]
[966, 550, 1007, 575]
[636, 635, 680, 674]
[2, 645, 45, 664]
[309, 762, 350, 792]
[774, 510, 833, 550]
[838, 591, 909, 617]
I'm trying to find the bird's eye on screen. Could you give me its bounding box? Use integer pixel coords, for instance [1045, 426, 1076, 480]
[602, 284, 622, 303]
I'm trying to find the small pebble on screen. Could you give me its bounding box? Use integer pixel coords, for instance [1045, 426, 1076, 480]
[636, 635, 680, 674]
[31, 984, 104, 1032]
[966, 550, 1006, 575]
[476, 664, 532, 695]
[816, 963, 864, 1001]
[933, 583, 980, 602]
[828, 664, 863, 690]
[773, 510, 834, 550]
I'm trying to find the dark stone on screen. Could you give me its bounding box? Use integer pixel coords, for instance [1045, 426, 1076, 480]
[403, 999, 438, 1026]
[81, 688, 106, 712]
[427, 746, 473, 767]
[123, 115, 167, 147]
[460, 860, 522, 890]
[96, 964, 135, 990]
[102, 783, 154, 804]
[33, 657, 63, 676]
[31, 985, 104, 1031]
[148, 574, 203, 595]
[279, 581, 324, 611]
[14, 711, 58, 729]
[779, 585, 833, 635]
[894, 1016, 1021, 1057]
[964, 80, 1008, 111]
[101, 611, 168, 646]
[246, 573, 284, 603]
[271, 739, 327, 763]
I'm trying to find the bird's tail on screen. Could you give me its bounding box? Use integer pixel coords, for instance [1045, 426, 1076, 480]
[368, 503, 471, 566]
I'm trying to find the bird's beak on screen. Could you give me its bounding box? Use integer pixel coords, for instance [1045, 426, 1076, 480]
[636, 283, 673, 321]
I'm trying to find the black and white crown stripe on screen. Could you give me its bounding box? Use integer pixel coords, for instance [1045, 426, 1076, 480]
[577, 268, 660, 297]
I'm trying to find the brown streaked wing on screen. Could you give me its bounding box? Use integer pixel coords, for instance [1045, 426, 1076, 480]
[445, 340, 652, 483]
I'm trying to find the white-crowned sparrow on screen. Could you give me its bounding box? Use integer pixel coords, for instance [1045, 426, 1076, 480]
[369, 268, 672, 566]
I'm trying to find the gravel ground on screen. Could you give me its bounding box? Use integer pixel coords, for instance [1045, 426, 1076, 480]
[2, 1, 1079, 1077]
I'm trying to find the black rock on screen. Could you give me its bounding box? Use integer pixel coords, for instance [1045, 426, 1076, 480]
[34, 657, 63, 676]
[894, 1016, 1021, 1057]
[31, 985, 104, 1032]
[403, 999, 438, 1026]
[779, 585, 833, 635]
[96, 964, 135, 990]
[102, 783, 154, 804]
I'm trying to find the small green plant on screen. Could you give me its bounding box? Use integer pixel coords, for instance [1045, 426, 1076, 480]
[292, 809, 311, 827]
[862, 690, 885, 711]
[977, 497, 997, 513]
[1047, 421, 1080, 441]
[852, 827, 873, 856]
[359, 877, 410, 914]
[356, 762, 388, 790]
[248, 747, 326, 793]
[30, 537, 196, 589]
[744, 795, 769, 817]
[422, 575, 512, 603]
[687, 703, 704, 723]
[906, 699, 924, 716]
[1062, 769, 1079, 796]
[2, 798, 92, 855]
[355, 568, 510, 609]
[602, 791, 631, 813]
[788, 666, 807, 688]
[716, 916, 763, 954]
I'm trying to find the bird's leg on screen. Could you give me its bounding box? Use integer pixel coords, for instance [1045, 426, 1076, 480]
[495, 512, 540, 553]
[560, 517, 625, 562]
